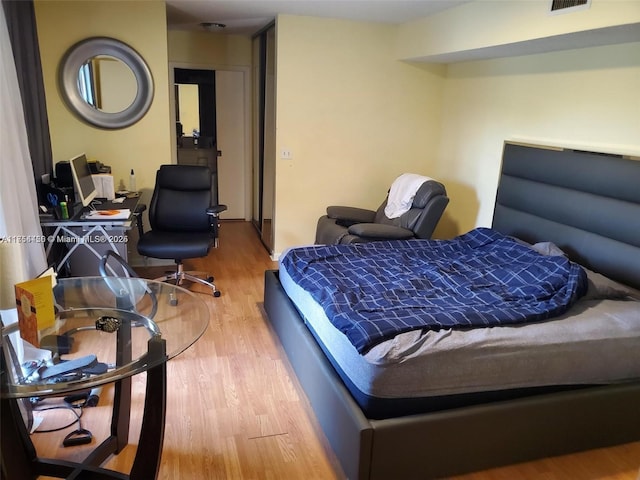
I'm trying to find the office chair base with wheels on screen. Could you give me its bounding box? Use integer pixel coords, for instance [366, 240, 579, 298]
[157, 261, 221, 297]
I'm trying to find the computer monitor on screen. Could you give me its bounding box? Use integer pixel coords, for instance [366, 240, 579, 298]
[69, 153, 97, 207]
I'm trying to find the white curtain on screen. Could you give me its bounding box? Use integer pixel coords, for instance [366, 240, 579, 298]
[0, 4, 47, 294]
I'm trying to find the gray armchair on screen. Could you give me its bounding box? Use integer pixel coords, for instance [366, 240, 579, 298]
[315, 179, 448, 245]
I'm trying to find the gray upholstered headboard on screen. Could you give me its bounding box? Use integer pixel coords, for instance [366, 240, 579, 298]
[492, 142, 640, 290]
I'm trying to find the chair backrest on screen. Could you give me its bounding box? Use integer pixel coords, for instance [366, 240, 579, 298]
[149, 165, 212, 233]
[374, 180, 449, 239]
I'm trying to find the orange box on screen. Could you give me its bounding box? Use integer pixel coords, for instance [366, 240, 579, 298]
[15, 275, 55, 347]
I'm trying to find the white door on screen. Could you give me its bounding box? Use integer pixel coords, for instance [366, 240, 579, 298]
[215, 70, 245, 219]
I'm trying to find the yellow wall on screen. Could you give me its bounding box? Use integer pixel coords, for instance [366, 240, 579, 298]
[167, 30, 252, 66]
[272, 10, 640, 255]
[436, 41, 640, 238]
[34, 0, 171, 198]
[273, 15, 445, 254]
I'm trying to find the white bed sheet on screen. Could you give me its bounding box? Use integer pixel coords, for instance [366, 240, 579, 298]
[279, 259, 640, 399]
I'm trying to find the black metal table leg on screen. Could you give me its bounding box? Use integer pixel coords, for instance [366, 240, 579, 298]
[129, 337, 167, 480]
[112, 306, 132, 453]
[1, 395, 38, 479]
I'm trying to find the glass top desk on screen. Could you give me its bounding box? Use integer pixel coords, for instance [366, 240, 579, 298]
[40, 197, 144, 277]
[1, 276, 209, 480]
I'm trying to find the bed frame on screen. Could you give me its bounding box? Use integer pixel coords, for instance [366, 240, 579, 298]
[263, 142, 640, 479]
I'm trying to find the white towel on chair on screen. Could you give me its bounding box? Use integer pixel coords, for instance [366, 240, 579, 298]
[384, 173, 432, 219]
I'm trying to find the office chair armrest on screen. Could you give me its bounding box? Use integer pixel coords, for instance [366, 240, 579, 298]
[207, 204, 228, 217]
[327, 206, 376, 224]
[133, 203, 147, 237]
[348, 223, 414, 240]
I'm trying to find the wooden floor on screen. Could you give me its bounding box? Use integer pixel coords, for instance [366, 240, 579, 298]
[32, 221, 640, 479]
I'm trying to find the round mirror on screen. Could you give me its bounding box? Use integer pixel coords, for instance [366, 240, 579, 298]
[59, 37, 154, 129]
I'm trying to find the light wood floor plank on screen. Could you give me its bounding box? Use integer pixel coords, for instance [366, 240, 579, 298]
[31, 221, 639, 479]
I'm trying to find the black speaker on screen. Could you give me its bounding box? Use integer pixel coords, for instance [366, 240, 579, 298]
[55, 161, 73, 188]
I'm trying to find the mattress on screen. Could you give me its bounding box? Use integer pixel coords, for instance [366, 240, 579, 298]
[279, 246, 640, 418]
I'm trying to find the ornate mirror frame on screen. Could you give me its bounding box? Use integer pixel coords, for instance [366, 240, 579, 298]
[59, 37, 154, 129]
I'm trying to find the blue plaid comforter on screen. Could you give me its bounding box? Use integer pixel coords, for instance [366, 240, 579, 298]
[281, 228, 587, 353]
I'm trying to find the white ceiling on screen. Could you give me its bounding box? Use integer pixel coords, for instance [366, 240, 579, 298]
[165, 0, 470, 35]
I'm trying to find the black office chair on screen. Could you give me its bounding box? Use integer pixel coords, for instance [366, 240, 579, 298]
[137, 165, 227, 297]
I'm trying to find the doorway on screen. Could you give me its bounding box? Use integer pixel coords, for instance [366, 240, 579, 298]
[170, 64, 250, 220]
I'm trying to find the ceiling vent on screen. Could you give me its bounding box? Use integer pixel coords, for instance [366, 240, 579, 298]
[549, 0, 591, 14]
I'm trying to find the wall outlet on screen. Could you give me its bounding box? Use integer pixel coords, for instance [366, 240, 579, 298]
[280, 149, 293, 160]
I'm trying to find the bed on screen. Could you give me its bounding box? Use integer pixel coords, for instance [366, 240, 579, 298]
[263, 142, 640, 479]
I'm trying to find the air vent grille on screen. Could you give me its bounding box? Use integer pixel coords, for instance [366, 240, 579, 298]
[550, 0, 589, 12]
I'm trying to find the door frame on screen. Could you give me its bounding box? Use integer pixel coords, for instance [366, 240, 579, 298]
[169, 62, 252, 221]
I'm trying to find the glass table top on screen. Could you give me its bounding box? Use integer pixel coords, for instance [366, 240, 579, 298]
[1, 276, 209, 398]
